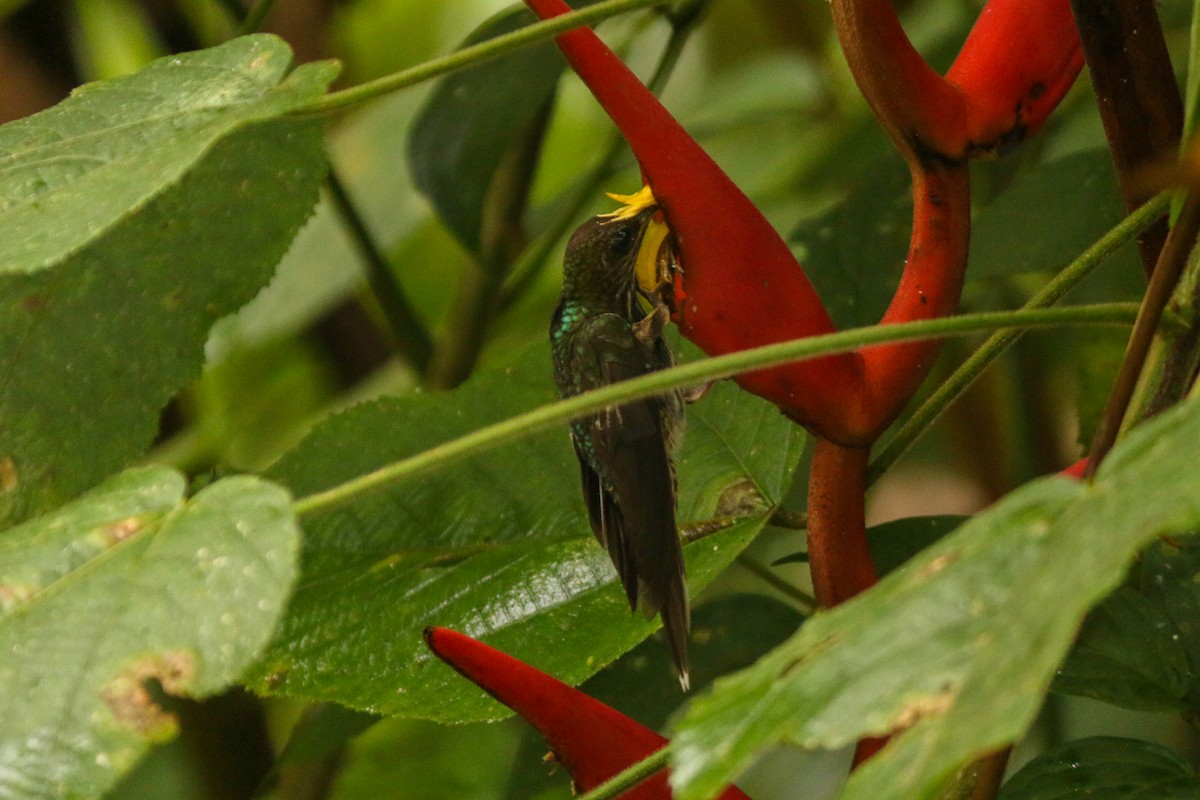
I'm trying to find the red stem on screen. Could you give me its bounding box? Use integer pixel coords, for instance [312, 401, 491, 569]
[829, 0, 967, 162]
[806, 438, 877, 607]
[859, 162, 972, 439]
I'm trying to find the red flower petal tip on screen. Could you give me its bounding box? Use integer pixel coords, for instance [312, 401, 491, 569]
[424, 627, 751, 798]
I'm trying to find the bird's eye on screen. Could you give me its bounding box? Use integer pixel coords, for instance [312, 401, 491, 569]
[608, 222, 638, 258]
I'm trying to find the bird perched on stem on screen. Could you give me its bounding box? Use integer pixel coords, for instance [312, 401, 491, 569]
[550, 203, 690, 689]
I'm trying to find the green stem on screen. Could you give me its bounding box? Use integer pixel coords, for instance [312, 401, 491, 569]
[575, 748, 671, 800]
[238, 0, 279, 35]
[868, 191, 1171, 483]
[210, 0, 247, 27]
[293, 0, 668, 117]
[737, 555, 816, 611]
[292, 303, 1138, 518]
[325, 168, 434, 375]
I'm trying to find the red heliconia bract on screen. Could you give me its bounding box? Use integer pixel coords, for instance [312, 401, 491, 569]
[424, 627, 752, 799]
[525, 0, 1082, 444]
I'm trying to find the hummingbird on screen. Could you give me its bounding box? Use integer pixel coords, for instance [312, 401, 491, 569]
[550, 206, 690, 689]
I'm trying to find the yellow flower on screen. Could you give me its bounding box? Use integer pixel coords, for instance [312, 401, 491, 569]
[601, 185, 673, 295]
[599, 184, 658, 220]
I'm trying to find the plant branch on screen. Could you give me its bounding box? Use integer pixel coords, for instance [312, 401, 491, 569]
[1086, 189, 1200, 476]
[294, 0, 668, 117]
[324, 168, 434, 375]
[768, 506, 807, 529]
[869, 191, 1171, 483]
[292, 303, 1139, 518]
[575, 747, 670, 800]
[1136, 245, 1200, 418]
[736, 555, 816, 611]
[210, 0, 248, 28]
[1069, 0, 1181, 275]
[807, 439, 874, 607]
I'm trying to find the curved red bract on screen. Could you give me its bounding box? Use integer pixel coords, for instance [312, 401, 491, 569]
[948, 0, 1084, 154]
[424, 627, 752, 799]
[524, 0, 1079, 444]
[524, 0, 866, 438]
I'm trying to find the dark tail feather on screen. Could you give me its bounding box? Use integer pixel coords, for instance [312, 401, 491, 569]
[660, 574, 691, 691]
[640, 560, 690, 690]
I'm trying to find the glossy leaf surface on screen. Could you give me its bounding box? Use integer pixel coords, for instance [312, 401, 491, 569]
[247, 344, 804, 719]
[1055, 535, 1200, 713]
[998, 737, 1200, 799]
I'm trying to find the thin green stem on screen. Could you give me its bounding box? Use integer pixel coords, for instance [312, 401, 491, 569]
[210, 0, 247, 27]
[238, 0, 278, 35]
[737, 555, 816, 611]
[292, 303, 1138, 518]
[293, 0, 668, 117]
[576, 748, 671, 800]
[424, 95, 553, 389]
[1185, 0, 1200, 148]
[868, 191, 1171, 484]
[325, 168, 434, 375]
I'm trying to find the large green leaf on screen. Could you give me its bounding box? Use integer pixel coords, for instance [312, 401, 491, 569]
[998, 737, 1200, 799]
[0, 35, 334, 526]
[0, 467, 300, 799]
[407, 5, 568, 256]
[1054, 535, 1200, 713]
[669, 392, 1200, 800]
[245, 344, 805, 720]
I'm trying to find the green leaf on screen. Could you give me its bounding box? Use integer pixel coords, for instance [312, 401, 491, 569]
[245, 344, 804, 720]
[0, 35, 335, 526]
[970, 151, 1129, 279]
[0, 467, 300, 798]
[332, 717, 526, 800]
[1055, 535, 1200, 713]
[998, 737, 1198, 800]
[790, 156, 912, 330]
[407, 5, 567, 256]
[669, 392, 1200, 800]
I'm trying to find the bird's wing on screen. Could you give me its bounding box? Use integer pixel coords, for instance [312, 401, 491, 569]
[566, 313, 689, 681]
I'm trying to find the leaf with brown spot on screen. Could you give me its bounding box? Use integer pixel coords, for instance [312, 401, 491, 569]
[670, 393, 1200, 800]
[101, 651, 197, 740]
[0, 468, 299, 799]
